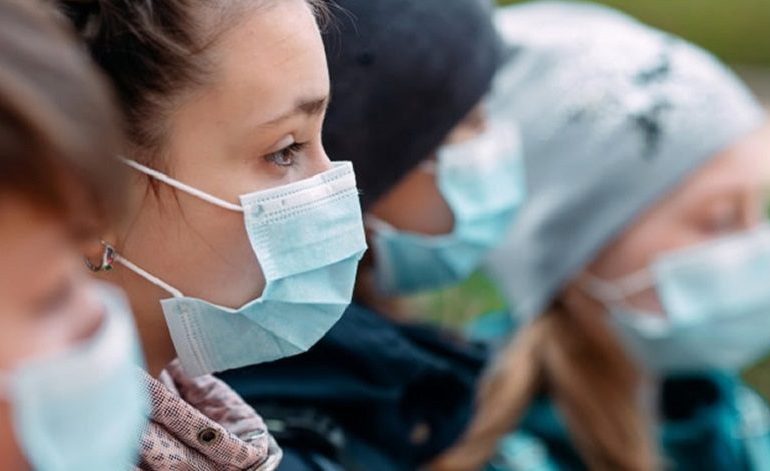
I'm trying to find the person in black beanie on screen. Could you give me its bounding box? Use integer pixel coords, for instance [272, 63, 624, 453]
[325, 0, 524, 313]
[220, 0, 519, 469]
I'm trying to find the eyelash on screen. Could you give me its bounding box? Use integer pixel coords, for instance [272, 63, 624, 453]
[265, 142, 307, 168]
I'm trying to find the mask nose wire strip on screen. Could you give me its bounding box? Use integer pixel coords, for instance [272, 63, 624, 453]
[113, 253, 185, 299]
[120, 158, 245, 213]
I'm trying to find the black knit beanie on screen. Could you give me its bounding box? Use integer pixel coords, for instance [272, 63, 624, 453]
[322, 0, 503, 209]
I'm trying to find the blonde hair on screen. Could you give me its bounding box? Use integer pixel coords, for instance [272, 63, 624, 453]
[430, 300, 660, 471]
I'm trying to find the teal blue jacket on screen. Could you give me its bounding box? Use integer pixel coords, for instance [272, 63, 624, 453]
[488, 375, 770, 471]
[469, 312, 770, 471]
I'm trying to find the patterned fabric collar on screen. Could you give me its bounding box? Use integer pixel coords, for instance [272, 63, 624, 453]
[133, 360, 282, 470]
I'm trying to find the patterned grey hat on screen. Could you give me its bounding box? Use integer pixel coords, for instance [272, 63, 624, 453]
[484, 1, 766, 319]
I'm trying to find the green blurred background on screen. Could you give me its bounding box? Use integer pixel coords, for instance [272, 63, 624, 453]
[498, 0, 770, 65]
[411, 0, 770, 398]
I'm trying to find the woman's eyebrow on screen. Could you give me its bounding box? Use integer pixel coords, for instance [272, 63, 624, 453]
[260, 95, 330, 128]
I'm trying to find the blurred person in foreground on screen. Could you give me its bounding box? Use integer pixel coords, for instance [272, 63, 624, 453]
[0, 1, 146, 469]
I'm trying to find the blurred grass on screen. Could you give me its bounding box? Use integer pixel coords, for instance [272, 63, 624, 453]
[497, 0, 770, 65]
[407, 271, 507, 328]
[745, 365, 770, 400]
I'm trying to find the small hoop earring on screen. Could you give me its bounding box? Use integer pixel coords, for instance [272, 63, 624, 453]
[84, 242, 116, 273]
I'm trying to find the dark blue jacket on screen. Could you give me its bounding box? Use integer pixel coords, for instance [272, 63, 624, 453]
[219, 303, 487, 470]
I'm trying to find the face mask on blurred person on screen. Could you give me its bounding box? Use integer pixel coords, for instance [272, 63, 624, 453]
[584, 224, 770, 373]
[367, 121, 525, 295]
[0, 283, 146, 471]
[116, 160, 367, 377]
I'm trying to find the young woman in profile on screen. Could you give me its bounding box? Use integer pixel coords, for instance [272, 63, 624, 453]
[58, 0, 367, 468]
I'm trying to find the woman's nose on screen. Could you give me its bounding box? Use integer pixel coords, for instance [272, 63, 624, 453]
[307, 144, 333, 176]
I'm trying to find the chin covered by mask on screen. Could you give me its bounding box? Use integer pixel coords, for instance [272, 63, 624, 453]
[117, 160, 368, 377]
[584, 224, 770, 374]
[0, 282, 147, 471]
[368, 120, 526, 296]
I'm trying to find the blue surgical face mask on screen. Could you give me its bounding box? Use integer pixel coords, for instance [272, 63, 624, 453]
[0, 283, 147, 471]
[117, 160, 367, 377]
[584, 224, 770, 373]
[368, 120, 525, 295]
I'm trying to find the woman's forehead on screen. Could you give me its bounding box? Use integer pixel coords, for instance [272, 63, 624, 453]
[209, 0, 329, 126]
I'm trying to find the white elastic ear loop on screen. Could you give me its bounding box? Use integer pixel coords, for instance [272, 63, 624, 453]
[581, 268, 654, 305]
[121, 158, 244, 213]
[113, 253, 184, 299]
[364, 214, 397, 234]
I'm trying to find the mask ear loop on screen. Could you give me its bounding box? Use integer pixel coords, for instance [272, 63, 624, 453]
[85, 241, 184, 299]
[120, 158, 244, 213]
[364, 214, 398, 234]
[112, 252, 184, 299]
[579, 268, 655, 306]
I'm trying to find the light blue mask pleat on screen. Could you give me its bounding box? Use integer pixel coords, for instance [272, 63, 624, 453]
[455, 211, 522, 244]
[262, 257, 362, 302]
[438, 132, 526, 221]
[162, 162, 367, 377]
[371, 121, 526, 295]
[615, 308, 770, 373]
[9, 284, 147, 471]
[163, 299, 338, 377]
[612, 224, 770, 373]
[372, 233, 473, 293]
[655, 225, 770, 324]
[242, 164, 365, 280]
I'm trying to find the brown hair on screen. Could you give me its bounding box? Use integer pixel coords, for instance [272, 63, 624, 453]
[0, 0, 124, 231]
[431, 299, 659, 471]
[57, 0, 328, 162]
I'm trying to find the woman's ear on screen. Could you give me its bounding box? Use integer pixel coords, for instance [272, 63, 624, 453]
[80, 229, 119, 274]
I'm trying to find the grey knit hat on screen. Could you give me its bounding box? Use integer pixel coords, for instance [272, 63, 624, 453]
[484, 1, 767, 319]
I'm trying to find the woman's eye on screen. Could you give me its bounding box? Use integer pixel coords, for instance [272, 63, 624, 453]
[264, 142, 306, 167]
